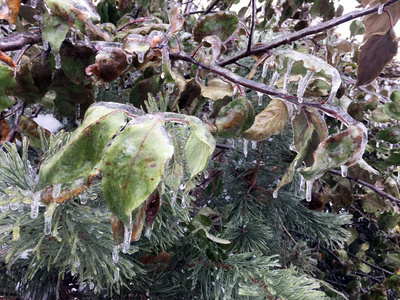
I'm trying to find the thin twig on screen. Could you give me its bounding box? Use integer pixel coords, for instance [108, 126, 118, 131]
[202, 0, 221, 16]
[278, 215, 298, 246]
[219, 0, 400, 66]
[348, 252, 395, 275]
[247, 0, 256, 52]
[328, 170, 400, 204]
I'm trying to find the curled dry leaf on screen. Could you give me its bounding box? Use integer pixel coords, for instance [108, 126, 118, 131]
[201, 78, 234, 100]
[0, 51, 16, 68]
[241, 98, 290, 141]
[169, 7, 184, 34]
[0, 0, 21, 24]
[363, 2, 400, 40]
[356, 29, 398, 87]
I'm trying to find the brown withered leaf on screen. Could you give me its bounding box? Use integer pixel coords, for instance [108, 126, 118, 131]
[0, 119, 11, 144]
[145, 186, 162, 231]
[0, 51, 16, 68]
[18, 116, 51, 148]
[242, 98, 289, 141]
[0, 0, 21, 24]
[111, 214, 125, 245]
[169, 7, 184, 34]
[131, 202, 146, 242]
[139, 252, 171, 271]
[363, 2, 400, 40]
[356, 29, 398, 87]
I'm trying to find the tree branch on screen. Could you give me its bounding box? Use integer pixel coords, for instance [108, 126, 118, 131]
[219, 0, 400, 67]
[348, 253, 395, 275]
[202, 0, 221, 16]
[0, 32, 42, 52]
[328, 170, 400, 204]
[247, 0, 256, 52]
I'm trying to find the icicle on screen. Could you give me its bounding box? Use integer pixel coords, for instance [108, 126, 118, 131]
[283, 58, 294, 93]
[43, 41, 49, 51]
[341, 165, 348, 177]
[228, 138, 235, 148]
[0, 204, 9, 212]
[79, 192, 88, 205]
[262, 59, 269, 78]
[297, 70, 314, 103]
[243, 139, 248, 158]
[137, 51, 146, 63]
[44, 203, 57, 235]
[75, 104, 81, 118]
[54, 53, 61, 69]
[181, 193, 187, 208]
[94, 84, 99, 98]
[122, 215, 133, 253]
[305, 180, 313, 202]
[126, 54, 133, 64]
[112, 245, 120, 263]
[251, 141, 257, 150]
[273, 190, 278, 199]
[376, 141, 380, 148]
[145, 226, 151, 238]
[256, 91, 263, 106]
[278, 55, 284, 69]
[171, 191, 177, 207]
[114, 268, 120, 282]
[378, 3, 384, 14]
[269, 70, 279, 87]
[299, 175, 306, 191]
[104, 82, 110, 90]
[289, 143, 296, 151]
[52, 183, 62, 199]
[30, 192, 40, 219]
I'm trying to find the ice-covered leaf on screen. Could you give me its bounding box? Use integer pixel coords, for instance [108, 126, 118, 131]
[18, 116, 50, 149]
[175, 78, 202, 111]
[202, 35, 223, 65]
[242, 98, 289, 141]
[201, 78, 234, 100]
[193, 12, 239, 43]
[275, 49, 341, 103]
[356, 29, 398, 87]
[122, 34, 150, 57]
[0, 0, 21, 24]
[0, 64, 16, 113]
[184, 116, 216, 180]
[42, 13, 70, 54]
[376, 125, 400, 143]
[350, 19, 365, 37]
[384, 100, 400, 119]
[348, 95, 378, 120]
[300, 123, 368, 181]
[102, 114, 174, 225]
[169, 7, 184, 34]
[86, 47, 128, 82]
[363, 2, 400, 39]
[38, 104, 127, 189]
[215, 97, 254, 138]
[293, 107, 328, 166]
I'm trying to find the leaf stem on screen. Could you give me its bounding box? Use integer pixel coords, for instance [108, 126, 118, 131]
[247, 0, 256, 52]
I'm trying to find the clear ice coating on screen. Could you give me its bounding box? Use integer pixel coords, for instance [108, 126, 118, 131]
[171, 191, 177, 207]
[0, 204, 9, 213]
[30, 192, 40, 219]
[136, 51, 146, 63]
[145, 226, 151, 239]
[306, 180, 313, 202]
[112, 245, 119, 263]
[243, 139, 248, 158]
[297, 70, 314, 103]
[256, 91, 263, 106]
[341, 165, 349, 177]
[44, 215, 52, 235]
[300, 175, 306, 192]
[283, 58, 294, 93]
[54, 53, 61, 69]
[262, 56, 272, 78]
[251, 141, 257, 150]
[10, 201, 20, 211]
[269, 70, 279, 87]
[43, 41, 49, 51]
[378, 3, 384, 14]
[114, 268, 120, 282]
[181, 193, 187, 208]
[122, 215, 133, 253]
[52, 183, 62, 199]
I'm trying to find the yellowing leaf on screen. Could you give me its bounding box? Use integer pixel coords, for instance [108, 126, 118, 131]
[201, 78, 234, 100]
[169, 7, 184, 34]
[356, 29, 398, 87]
[242, 98, 289, 141]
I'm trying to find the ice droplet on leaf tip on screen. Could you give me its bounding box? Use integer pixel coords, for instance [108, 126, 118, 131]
[251, 141, 257, 150]
[273, 190, 278, 198]
[0, 204, 9, 213]
[54, 53, 61, 69]
[112, 245, 119, 263]
[44, 215, 52, 235]
[137, 51, 145, 63]
[341, 165, 348, 177]
[243, 139, 248, 158]
[306, 180, 313, 202]
[122, 215, 133, 253]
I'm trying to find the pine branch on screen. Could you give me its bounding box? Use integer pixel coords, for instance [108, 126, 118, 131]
[219, 0, 400, 66]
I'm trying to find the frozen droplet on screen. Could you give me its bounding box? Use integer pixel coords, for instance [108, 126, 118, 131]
[112, 245, 119, 263]
[54, 53, 61, 69]
[269, 70, 279, 87]
[299, 175, 306, 192]
[0, 204, 9, 212]
[114, 268, 120, 282]
[44, 215, 52, 235]
[306, 180, 313, 202]
[278, 55, 284, 69]
[161, 72, 165, 79]
[297, 70, 314, 103]
[75, 104, 81, 118]
[251, 141, 257, 150]
[126, 54, 133, 64]
[243, 139, 248, 158]
[30, 192, 40, 219]
[122, 215, 133, 253]
[179, 183, 186, 191]
[390, 144, 394, 150]
[262, 57, 272, 78]
[137, 51, 146, 63]
[79, 192, 88, 205]
[145, 226, 151, 238]
[52, 183, 62, 199]
[289, 143, 296, 151]
[10, 201, 20, 211]
[378, 3, 384, 14]
[167, 83, 174, 94]
[228, 138, 235, 147]
[43, 41, 49, 51]
[273, 190, 278, 198]
[376, 141, 380, 148]
[181, 193, 187, 208]
[105, 82, 110, 90]
[256, 91, 263, 106]
[89, 282, 95, 290]
[341, 165, 348, 177]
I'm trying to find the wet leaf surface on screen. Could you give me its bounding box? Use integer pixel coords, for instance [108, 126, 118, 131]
[193, 12, 239, 43]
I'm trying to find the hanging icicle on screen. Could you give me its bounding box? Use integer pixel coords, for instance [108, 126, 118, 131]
[305, 180, 314, 202]
[122, 215, 133, 253]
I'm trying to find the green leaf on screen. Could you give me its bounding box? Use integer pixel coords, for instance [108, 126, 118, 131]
[242, 98, 289, 141]
[38, 103, 127, 189]
[215, 97, 254, 138]
[0, 64, 16, 113]
[102, 114, 174, 225]
[193, 12, 239, 43]
[42, 13, 70, 54]
[300, 123, 368, 181]
[184, 116, 216, 180]
[376, 125, 400, 144]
